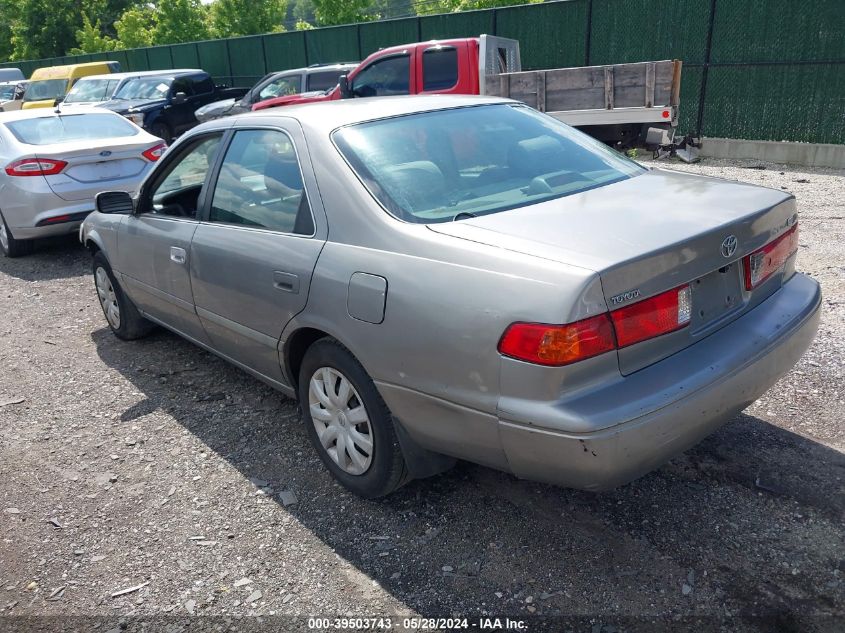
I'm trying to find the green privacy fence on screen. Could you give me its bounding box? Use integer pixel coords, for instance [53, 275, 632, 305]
[2, 0, 843, 143]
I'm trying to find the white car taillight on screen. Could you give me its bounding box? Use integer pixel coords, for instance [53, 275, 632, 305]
[743, 224, 799, 290]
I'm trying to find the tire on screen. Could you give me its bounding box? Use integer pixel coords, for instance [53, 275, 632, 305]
[0, 211, 33, 258]
[298, 338, 409, 498]
[92, 251, 154, 340]
[150, 122, 173, 145]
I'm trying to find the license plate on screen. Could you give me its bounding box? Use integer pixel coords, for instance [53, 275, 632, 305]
[689, 263, 744, 332]
[95, 161, 121, 180]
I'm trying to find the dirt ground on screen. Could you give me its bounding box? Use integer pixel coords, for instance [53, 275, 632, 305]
[1, 157, 843, 633]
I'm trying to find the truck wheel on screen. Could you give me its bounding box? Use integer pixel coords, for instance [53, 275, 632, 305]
[298, 338, 409, 498]
[150, 123, 172, 145]
[0, 211, 33, 258]
[93, 251, 154, 340]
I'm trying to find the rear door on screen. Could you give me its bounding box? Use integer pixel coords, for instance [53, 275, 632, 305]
[117, 132, 225, 342]
[189, 121, 326, 385]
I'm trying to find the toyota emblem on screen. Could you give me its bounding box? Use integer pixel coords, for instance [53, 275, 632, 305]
[721, 235, 738, 258]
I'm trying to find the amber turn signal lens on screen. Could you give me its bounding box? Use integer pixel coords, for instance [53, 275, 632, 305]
[498, 315, 616, 366]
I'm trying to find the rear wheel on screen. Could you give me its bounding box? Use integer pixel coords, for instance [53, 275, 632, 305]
[298, 339, 409, 498]
[150, 122, 173, 145]
[93, 251, 154, 340]
[0, 211, 33, 258]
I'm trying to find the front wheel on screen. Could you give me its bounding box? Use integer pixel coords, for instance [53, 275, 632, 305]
[0, 212, 33, 258]
[298, 339, 409, 498]
[93, 251, 154, 340]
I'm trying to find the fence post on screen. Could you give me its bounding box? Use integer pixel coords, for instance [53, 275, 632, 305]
[697, 0, 719, 137]
[584, 0, 592, 66]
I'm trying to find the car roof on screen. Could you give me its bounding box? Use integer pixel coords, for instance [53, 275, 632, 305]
[0, 106, 124, 123]
[72, 70, 201, 82]
[221, 94, 514, 134]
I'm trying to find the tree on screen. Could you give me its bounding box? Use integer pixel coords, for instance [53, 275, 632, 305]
[70, 15, 118, 54]
[415, 0, 543, 16]
[114, 6, 156, 49]
[0, 0, 16, 61]
[312, 0, 374, 26]
[208, 0, 287, 38]
[11, 0, 82, 60]
[153, 0, 209, 44]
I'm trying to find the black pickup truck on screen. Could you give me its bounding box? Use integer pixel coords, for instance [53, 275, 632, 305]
[100, 70, 248, 143]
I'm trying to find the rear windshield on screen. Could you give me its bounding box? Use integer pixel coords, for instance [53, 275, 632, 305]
[64, 78, 114, 103]
[113, 76, 172, 100]
[333, 104, 645, 224]
[5, 113, 139, 145]
[23, 79, 66, 102]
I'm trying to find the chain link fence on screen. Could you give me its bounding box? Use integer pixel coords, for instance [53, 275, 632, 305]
[2, 0, 842, 143]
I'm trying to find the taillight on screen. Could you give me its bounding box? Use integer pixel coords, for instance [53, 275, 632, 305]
[498, 315, 616, 366]
[5, 158, 67, 177]
[743, 224, 799, 290]
[610, 285, 691, 348]
[142, 143, 167, 162]
[498, 286, 692, 366]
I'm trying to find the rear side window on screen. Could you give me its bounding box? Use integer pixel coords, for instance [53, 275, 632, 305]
[209, 129, 313, 235]
[306, 70, 343, 92]
[423, 48, 458, 91]
[192, 76, 214, 94]
[5, 113, 139, 145]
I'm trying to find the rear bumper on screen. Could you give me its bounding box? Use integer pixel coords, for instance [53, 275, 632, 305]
[498, 273, 821, 490]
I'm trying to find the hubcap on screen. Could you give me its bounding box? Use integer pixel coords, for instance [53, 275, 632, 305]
[309, 367, 373, 476]
[95, 267, 121, 329]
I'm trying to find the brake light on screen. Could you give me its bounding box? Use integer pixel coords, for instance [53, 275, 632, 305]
[743, 224, 799, 290]
[610, 285, 691, 348]
[5, 158, 67, 176]
[498, 315, 616, 366]
[142, 143, 167, 162]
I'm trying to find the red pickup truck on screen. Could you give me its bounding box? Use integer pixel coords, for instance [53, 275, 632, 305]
[254, 35, 681, 147]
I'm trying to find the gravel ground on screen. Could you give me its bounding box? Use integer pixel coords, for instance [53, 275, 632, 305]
[1, 157, 843, 633]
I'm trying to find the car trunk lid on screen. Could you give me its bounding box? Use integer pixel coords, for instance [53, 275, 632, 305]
[37, 138, 154, 201]
[428, 169, 798, 374]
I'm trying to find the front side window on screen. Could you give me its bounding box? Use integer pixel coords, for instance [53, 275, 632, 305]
[147, 135, 222, 218]
[351, 55, 409, 98]
[23, 79, 67, 102]
[422, 48, 458, 92]
[209, 129, 313, 235]
[5, 113, 139, 145]
[170, 78, 193, 97]
[0, 85, 15, 101]
[334, 104, 645, 224]
[192, 76, 214, 95]
[258, 76, 300, 101]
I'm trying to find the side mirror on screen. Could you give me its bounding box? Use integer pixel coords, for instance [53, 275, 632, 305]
[96, 191, 134, 215]
[53, 96, 64, 105]
[338, 75, 351, 99]
[171, 91, 188, 105]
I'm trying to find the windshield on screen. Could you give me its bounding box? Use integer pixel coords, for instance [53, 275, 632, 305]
[23, 79, 67, 102]
[64, 78, 114, 103]
[113, 76, 172, 100]
[5, 113, 139, 145]
[333, 104, 645, 224]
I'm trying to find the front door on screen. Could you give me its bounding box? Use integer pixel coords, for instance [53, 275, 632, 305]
[117, 133, 224, 343]
[189, 124, 326, 385]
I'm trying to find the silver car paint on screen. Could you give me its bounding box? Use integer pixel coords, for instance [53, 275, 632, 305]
[0, 109, 161, 241]
[81, 95, 821, 490]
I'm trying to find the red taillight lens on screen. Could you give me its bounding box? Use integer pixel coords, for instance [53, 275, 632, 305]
[610, 285, 692, 348]
[743, 224, 799, 290]
[5, 158, 67, 177]
[142, 143, 167, 162]
[498, 315, 616, 366]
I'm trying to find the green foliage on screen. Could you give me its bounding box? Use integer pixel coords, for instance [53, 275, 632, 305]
[70, 15, 118, 55]
[208, 0, 288, 38]
[10, 0, 82, 60]
[0, 0, 15, 61]
[416, 0, 543, 16]
[153, 0, 210, 44]
[114, 7, 156, 50]
[312, 0, 374, 26]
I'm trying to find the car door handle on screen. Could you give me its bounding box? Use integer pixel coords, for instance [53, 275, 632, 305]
[273, 271, 299, 294]
[170, 246, 187, 265]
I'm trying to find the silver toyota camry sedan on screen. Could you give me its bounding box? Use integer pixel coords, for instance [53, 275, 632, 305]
[80, 95, 820, 498]
[0, 108, 165, 257]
